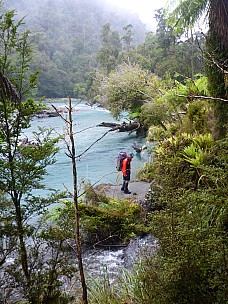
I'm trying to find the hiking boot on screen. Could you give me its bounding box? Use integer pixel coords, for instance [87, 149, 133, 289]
[124, 190, 131, 194]
[121, 181, 126, 191]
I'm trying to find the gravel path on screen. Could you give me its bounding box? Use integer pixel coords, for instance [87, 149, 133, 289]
[98, 181, 151, 201]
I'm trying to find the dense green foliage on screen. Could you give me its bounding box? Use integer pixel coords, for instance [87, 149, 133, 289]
[1, 0, 227, 303]
[130, 135, 227, 304]
[167, 0, 228, 138]
[87, 1, 227, 304]
[50, 195, 145, 246]
[0, 8, 71, 303]
[97, 64, 164, 120]
[3, 0, 205, 101]
[3, 0, 146, 98]
[88, 129, 227, 304]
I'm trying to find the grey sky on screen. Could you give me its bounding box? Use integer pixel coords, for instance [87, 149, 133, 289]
[104, 0, 168, 30]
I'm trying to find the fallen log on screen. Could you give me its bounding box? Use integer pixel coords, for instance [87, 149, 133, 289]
[131, 142, 142, 153]
[97, 122, 120, 128]
[97, 121, 140, 133]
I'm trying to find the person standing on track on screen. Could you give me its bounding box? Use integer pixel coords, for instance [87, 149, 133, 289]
[121, 153, 134, 194]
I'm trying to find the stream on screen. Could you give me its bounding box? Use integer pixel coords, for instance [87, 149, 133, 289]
[6, 101, 157, 294]
[82, 235, 158, 281]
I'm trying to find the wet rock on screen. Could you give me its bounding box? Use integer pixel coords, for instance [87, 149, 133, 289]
[123, 235, 159, 269]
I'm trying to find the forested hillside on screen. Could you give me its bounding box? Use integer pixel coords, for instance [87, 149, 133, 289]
[0, 0, 227, 303]
[4, 0, 147, 98]
[3, 0, 205, 100]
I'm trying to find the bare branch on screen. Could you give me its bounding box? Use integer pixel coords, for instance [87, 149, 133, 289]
[67, 96, 88, 303]
[137, 88, 152, 99]
[65, 151, 73, 158]
[205, 50, 228, 74]
[77, 171, 117, 199]
[176, 93, 228, 102]
[51, 104, 69, 124]
[63, 183, 73, 197]
[74, 125, 97, 134]
[76, 129, 111, 159]
[92, 235, 122, 249]
[196, 35, 228, 74]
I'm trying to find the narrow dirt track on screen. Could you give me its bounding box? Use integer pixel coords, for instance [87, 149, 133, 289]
[97, 181, 151, 201]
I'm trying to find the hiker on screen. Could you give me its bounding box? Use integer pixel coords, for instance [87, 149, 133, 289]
[121, 153, 134, 194]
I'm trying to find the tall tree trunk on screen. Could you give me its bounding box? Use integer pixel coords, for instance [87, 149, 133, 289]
[68, 97, 88, 304]
[14, 197, 30, 285]
[206, 0, 228, 138]
[9, 144, 31, 290]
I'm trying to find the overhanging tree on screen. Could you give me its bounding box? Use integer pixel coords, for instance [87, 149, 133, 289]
[97, 63, 164, 120]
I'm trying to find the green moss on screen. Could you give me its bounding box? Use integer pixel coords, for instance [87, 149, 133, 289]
[79, 199, 145, 245]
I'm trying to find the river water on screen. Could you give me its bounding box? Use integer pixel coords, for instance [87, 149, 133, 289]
[25, 100, 154, 281]
[83, 235, 158, 280]
[26, 100, 150, 193]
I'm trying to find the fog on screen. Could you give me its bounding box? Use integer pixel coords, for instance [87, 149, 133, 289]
[3, 0, 150, 43]
[3, 0, 167, 32]
[103, 0, 168, 30]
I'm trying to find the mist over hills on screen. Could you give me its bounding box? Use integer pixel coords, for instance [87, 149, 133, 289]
[3, 0, 147, 98]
